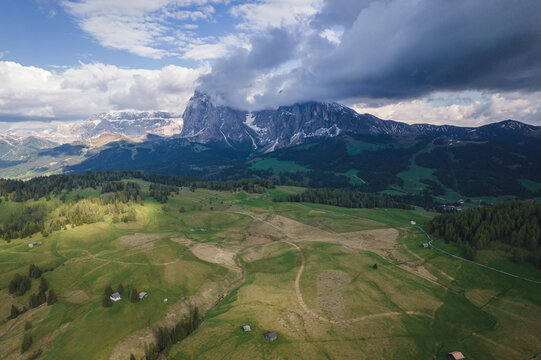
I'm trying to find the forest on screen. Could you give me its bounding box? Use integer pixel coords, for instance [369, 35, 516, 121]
[0, 171, 275, 202]
[275, 188, 413, 209]
[427, 200, 541, 267]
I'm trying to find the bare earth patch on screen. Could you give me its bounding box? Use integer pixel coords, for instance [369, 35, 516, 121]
[315, 270, 351, 320]
[171, 237, 240, 272]
[117, 233, 165, 249]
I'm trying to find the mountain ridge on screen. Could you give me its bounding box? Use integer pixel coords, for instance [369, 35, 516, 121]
[179, 91, 541, 151]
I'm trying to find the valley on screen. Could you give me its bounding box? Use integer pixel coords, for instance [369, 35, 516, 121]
[1, 178, 540, 359]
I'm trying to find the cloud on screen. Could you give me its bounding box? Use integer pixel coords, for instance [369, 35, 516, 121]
[199, 0, 541, 117]
[0, 51, 8, 59]
[231, 0, 324, 30]
[350, 91, 541, 126]
[62, 0, 222, 59]
[0, 61, 205, 121]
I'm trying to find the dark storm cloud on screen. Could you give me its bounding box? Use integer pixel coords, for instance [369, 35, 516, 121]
[200, 0, 541, 110]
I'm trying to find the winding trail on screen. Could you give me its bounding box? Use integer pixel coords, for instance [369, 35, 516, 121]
[418, 226, 541, 285]
[283, 240, 432, 324]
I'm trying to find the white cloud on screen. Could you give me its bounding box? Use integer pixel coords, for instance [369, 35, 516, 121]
[62, 0, 221, 59]
[231, 0, 324, 30]
[350, 91, 541, 126]
[0, 60, 206, 120]
[0, 51, 8, 59]
[182, 34, 249, 60]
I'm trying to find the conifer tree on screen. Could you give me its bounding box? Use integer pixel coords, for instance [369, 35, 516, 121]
[39, 277, 49, 293]
[20, 333, 32, 353]
[130, 288, 139, 303]
[102, 293, 113, 308]
[104, 285, 113, 298]
[47, 289, 58, 305]
[9, 305, 20, 319]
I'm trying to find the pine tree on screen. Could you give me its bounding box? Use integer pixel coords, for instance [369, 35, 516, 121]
[9, 305, 20, 319]
[47, 289, 58, 305]
[104, 285, 113, 298]
[130, 355, 136, 360]
[20, 332, 32, 353]
[39, 277, 49, 293]
[102, 294, 113, 308]
[117, 283, 124, 295]
[24, 321, 32, 330]
[130, 288, 139, 303]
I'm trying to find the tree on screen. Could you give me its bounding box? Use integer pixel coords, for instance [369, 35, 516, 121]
[25, 321, 32, 330]
[117, 283, 124, 295]
[104, 285, 113, 298]
[39, 277, 49, 293]
[102, 294, 113, 308]
[47, 289, 58, 305]
[372, 263, 378, 269]
[28, 264, 42, 279]
[20, 333, 32, 353]
[130, 355, 136, 360]
[179, 206, 185, 213]
[130, 288, 139, 303]
[9, 305, 20, 319]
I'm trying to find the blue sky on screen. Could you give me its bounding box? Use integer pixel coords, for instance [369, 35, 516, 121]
[1, 0, 541, 127]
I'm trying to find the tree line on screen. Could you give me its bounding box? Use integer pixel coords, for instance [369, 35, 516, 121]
[427, 200, 541, 267]
[0, 171, 276, 203]
[130, 307, 201, 360]
[275, 188, 414, 209]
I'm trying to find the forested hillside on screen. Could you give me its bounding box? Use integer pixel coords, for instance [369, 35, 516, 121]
[0, 171, 276, 242]
[427, 201, 541, 267]
[275, 188, 413, 209]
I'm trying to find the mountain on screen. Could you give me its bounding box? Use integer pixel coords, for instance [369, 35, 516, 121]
[0, 134, 58, 161]
[56, 111, 182, 142]
[2, 91, 541, 201]
[180, 91, 541, 151]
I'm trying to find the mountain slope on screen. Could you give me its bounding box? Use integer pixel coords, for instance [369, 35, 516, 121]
[57, 111, 181, 141]
[180, 91, 541, 152]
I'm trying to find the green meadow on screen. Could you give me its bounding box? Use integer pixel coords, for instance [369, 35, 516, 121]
[1, 184, 540, 359]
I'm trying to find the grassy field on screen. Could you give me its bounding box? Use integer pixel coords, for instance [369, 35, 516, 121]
[1, 184, 541, 359]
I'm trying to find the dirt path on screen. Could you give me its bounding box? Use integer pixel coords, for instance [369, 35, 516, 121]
[283, 241, 432, 324]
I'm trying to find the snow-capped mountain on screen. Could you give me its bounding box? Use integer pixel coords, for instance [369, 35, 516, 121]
[57, 111, 182, 142]
[0, 134, 58, 161]
[180, 91, 541, 152]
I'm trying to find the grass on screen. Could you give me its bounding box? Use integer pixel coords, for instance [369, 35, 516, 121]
[1, 186, 541, 359]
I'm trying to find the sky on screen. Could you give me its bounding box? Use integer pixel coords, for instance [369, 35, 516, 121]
[1, 0, 541, 129]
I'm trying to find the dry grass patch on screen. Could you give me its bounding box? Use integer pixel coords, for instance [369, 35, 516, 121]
[62, 290, 91, 304]
[315, 270, 350, 320]
[116, 233, 165, 249]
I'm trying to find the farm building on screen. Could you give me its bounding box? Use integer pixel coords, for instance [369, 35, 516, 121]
[448, 351, 465, 360]
[421, 243, 429, 248]
[110, 292, 121, 302]
[28, 241, 37, 248]
[200, 228, 207, 232]
[242, 325, 251, 332]
[264, 332, 278, 342]
[410, 220, 417, 225]
[139, 291, 148, 300]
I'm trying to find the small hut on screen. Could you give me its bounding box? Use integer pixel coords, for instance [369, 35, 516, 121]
[242, 325, 251, 332]
[139, 291, 148, 300]
[448, 352, 465, 360]
[110, 292, 121, 301]
[264, 332, 278, 342]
